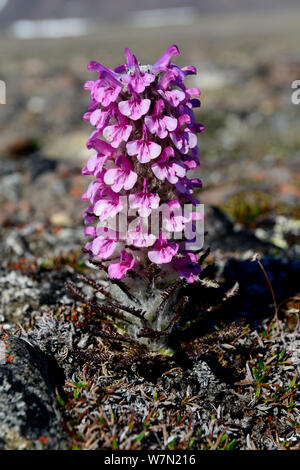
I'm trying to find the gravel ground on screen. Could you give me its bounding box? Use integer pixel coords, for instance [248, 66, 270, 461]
[0, 155, 298, 449]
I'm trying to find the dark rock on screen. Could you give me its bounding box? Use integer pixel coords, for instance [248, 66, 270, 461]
[204, 205, 278, 253]
[0, 335, 68, 449]
[222, 255, 300, 320]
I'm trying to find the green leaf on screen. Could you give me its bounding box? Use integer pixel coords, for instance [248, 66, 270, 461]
[73, 388, 80, 400]
[56, 396, 65, 407]
[226, 439, 237, 450]
[112, 439, 118, 450]
[168, 438, 176, 450]
[278, 349, 286, 362]
[189, 439, 195, 450]
[136, 431, 145, 443]
[288, 376, 297, 389]
[258, 358, 264, 370]
[252, 367, 260, 381]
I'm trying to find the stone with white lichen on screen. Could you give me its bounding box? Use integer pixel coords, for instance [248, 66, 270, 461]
[0, 335, 67, 449]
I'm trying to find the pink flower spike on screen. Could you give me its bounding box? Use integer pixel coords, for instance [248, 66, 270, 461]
[104, 155, 137, 192]
[83, 46, 204, 283]
[172, 252, 201, 283]
[126, 125, 161, 163]
[129, 178, 160, 217]
[151, 146, 186, 184]
[118, 88, 151, 121]
[108, 250, 135, 279]
[148, 233, 179, 265]
[152, 45, 180, 73]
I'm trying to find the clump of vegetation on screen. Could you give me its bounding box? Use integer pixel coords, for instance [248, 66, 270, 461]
[66, 46, 239, 359]
[221, 190, 274, 229]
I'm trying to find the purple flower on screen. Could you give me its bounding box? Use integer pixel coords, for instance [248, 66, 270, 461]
[170, 115, 197, 154]
[89, 107, 111, 131]
[176, 177, 202, 195]
[176, 177, 202, 205]
[126, 125, 161, 163]
[108, 250, 135, 279]
[87, 228, 119, 260]
[144, 100, 177, 139]
[129, 178, 160, 217]
[118, 87, 151, 121]
[83, 206, 95, 225]
[82, 152, 111, 178]
[93, 188, 124, 222]
[163, 200, 189, 233]
[148, 233, 179, 264]
[104, 155, 137, 193]
[151, 146, 186, 184]
[151, 45, 180, 73]
[172, 253, 201, 283]
[84, 69, 122, 108]
[103, 113, 132, 148]
[121, 53, 155, 93]
[181, 153, 200, 170]
[82, 180, 105, 204]
[86, 133, 115, 156]
[158, 89, 185, 108]
[126, 219, 156, 248]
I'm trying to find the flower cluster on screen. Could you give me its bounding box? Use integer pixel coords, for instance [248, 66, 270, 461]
[82, 45, 204, 283]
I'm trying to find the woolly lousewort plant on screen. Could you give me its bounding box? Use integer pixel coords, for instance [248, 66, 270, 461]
[66, 46, 229, 358]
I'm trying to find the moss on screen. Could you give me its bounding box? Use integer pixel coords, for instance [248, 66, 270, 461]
[221, 190, 274, 229]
